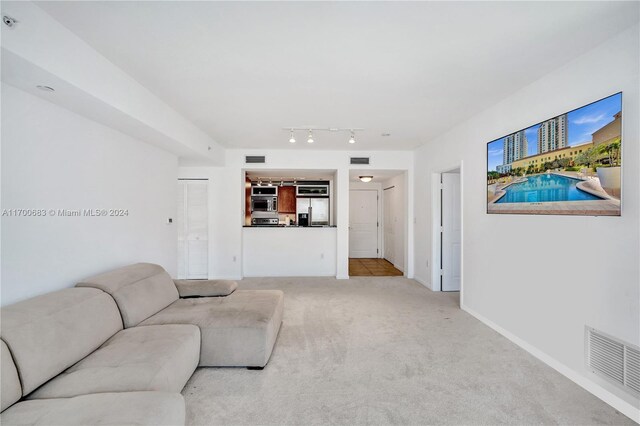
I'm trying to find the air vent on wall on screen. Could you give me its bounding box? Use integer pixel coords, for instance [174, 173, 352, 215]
[350, 157, 370, 165]
[586, 327, 640, 395]
[245, 156, 266, 164]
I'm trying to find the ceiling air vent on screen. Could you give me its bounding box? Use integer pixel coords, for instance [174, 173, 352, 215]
[586, 326, 640, 395]
[245, 155, 266, 164]
[350, 157, 370, 165]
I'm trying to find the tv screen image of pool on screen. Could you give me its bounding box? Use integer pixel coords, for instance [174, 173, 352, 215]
[486, 92, 622, 216]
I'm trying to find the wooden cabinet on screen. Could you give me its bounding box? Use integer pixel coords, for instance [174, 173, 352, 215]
[245, 177, 251, 225]
[278, 186, 296, 213]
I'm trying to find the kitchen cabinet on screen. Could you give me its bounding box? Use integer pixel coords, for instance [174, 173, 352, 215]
[245, 177, 251, 226]
[278, 186, 296, 213]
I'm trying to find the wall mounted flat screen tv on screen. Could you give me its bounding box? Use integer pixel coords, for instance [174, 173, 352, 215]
[487, 92, 622, 216]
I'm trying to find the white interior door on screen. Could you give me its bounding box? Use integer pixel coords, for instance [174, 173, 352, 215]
[177, 180, 208, 279]
[349, 190, 378, 258]
[441, 173, 461, 291]
[383, 187, 395, 264]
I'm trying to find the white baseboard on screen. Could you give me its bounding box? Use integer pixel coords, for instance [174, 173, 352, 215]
[461, 304, 640, 423]
[413, 275, 430, 288]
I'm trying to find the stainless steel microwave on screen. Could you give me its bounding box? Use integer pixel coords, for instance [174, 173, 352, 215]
[251, 196, 278, 212]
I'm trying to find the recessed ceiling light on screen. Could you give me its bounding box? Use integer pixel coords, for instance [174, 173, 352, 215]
[36, 85, 55, 92]
[381, 133, 391, 137]
[359, 176, 373, 183]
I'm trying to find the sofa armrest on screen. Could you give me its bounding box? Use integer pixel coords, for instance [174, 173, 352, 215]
[173, 280, 238, 298]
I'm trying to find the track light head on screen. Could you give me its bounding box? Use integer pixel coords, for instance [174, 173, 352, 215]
[348, 131, 356, 144]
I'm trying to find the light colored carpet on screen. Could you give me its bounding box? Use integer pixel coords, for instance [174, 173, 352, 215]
[183, 277, 633, 425]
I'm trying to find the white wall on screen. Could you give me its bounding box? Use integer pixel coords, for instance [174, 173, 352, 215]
[1, 1, 224, 164]
[381, 173, 406, 272]
[1, 84, 178, 306]
[413, 26, 639, 416]
[180, 149, 414, 280]
[243, 228, 337, 277]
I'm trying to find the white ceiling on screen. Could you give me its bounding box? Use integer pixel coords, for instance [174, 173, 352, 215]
[349, 169, 404, 183]
[36, 1, 639, 151]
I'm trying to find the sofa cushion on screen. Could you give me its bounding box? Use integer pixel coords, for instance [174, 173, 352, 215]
[174, 279, 238, 297]
[0, 288, 122, 395]
[1, 392, 185, 426]
[140, 290, 284, 367]
[76, 263, 179, 328]
[28, 324, 200, 400]
[1, 340, 21, 412]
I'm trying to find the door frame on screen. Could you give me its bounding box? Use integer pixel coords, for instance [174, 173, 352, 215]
[382, 184, 395, 265]
[430, 162, 464, 304]
[348, 188, 381, 258]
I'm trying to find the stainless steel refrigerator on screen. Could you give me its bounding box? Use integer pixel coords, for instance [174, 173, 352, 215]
[296, 198, 329, 225]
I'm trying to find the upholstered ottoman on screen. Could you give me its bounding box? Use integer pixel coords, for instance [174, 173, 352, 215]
[139, 290, 284, 367]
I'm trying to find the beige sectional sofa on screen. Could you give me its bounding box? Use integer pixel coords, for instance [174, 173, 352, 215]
[0, 263, 284, 425]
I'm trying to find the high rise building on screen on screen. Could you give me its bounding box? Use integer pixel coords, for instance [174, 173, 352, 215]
[503, 130, 528, 165]
[537, 114, 567, 153]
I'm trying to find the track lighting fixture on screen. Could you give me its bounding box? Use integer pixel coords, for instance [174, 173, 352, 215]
[284, 127, 363, 145]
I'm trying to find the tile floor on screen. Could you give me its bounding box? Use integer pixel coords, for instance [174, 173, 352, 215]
[349, 258, 403, 276]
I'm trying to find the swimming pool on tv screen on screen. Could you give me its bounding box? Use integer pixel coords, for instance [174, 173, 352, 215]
[496, 174, 603, 203]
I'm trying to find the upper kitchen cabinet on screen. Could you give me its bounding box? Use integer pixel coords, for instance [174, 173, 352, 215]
[278, 186, 296, 213]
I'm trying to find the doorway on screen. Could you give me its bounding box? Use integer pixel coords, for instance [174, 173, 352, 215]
[438, 169, 461, 292]
[177, 179, 209, 279]
[349, 170, 408, 277]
